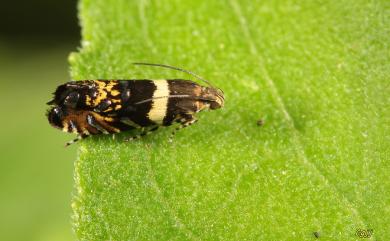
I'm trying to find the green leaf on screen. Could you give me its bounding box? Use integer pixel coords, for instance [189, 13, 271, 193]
[70, 0, 389, 240]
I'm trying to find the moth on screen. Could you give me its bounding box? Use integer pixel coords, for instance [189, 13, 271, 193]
[47, 63, 224, 146]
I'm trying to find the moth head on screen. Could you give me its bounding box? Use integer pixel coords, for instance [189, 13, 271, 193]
[47, 106, 66, 130]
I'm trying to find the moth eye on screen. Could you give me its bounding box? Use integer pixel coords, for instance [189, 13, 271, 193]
[48, 107, 64, 129]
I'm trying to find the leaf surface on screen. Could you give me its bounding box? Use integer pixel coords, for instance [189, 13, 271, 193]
[71, 0, 389, 240]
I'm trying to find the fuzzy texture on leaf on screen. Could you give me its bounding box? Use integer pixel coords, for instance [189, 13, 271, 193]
[71, 0, 389, 240]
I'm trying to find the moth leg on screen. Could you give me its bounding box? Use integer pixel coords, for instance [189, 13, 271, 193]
[87, 114, 109, 134]
[124, 126, 159, 142]
[170, 114, 198, 141]
[65, 133, 89, 147]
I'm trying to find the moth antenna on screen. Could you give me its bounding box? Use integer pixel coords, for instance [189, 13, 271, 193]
[133, 62, 216, 88]
[135, 95, 216, 105]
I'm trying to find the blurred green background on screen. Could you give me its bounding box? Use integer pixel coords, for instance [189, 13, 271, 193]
[0, 1, 79, 240]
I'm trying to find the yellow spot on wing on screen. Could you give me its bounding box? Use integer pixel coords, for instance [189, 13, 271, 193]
[91, 81, 121, 107]
[105, 81, 116, 91]
[86, 95, 92, 105]
[95, 80, 106, 88]
[93, 91, 107, 106]
[111, 90, 120, 96]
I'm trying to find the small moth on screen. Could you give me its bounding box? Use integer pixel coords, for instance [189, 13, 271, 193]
[47, 63, 224, 146]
